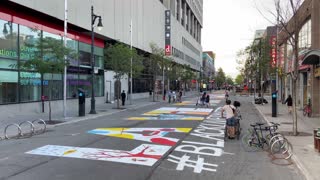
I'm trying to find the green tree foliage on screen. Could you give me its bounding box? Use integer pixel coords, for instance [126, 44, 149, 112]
[235, 74, 244, 85]
[17, 36, 75, 123]
[105, 43, 143, 108]
[226, 76, 234, 86]
[215, 67, 226, 88]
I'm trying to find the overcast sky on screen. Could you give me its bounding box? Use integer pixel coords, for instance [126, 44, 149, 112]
[202, 0, 277, 78]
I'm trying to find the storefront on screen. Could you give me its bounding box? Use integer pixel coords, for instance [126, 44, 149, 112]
[302, 50, 320, 116]
[0, 4, 104, 105]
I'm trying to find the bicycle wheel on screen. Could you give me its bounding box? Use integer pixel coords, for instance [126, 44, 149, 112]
[242, 131, 260, 152]
[270, 137, 287, 154]
[267, 133, 283, 146]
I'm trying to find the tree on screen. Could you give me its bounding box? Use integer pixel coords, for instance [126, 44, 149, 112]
[226, 76, 234, 86]
[215, 68, 226, 88]
[17, 36, 75, 124]
[180, 64, 194, 94]
[257, 0, 303, 135]
[235, 74, 244, 85]
[105, 43, 143, 108]
[149, 43, 168, 102]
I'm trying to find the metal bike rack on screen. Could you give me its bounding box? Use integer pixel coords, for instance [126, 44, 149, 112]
[32, 119, 46, 134]
[4, 123, 22, 139]
[3, 119, 46, 140]
[19, 121, 35, 137]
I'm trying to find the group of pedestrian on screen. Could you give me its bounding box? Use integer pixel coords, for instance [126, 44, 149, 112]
[198, 92, 210, 107]
[167, 90, 183, 103]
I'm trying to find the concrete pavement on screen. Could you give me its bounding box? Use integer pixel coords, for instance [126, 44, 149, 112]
[253, 96, 320, 180]
[0, 91, 199, 139]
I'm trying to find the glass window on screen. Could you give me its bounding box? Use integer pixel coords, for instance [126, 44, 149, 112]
[0, 19, 18, 60]
[19, 25, 41, 61]
[298, 19, 311, 50]
[66, 38, 79, 67]
[42, 31, 62, 61]
[19, 71, 42, 102]
[0, 70, 18, 104]
[79, 42, 103, 68]
[43, 73, 62, 100]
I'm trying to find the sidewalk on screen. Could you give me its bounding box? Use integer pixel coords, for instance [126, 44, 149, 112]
[0, 91, 198, 139]
[253, 96, 320, 180]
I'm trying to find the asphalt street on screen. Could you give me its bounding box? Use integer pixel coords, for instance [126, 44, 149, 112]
[0, 92, 305, 180]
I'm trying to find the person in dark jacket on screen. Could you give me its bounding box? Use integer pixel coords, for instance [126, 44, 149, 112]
[284, 95, 293, 113]
[121, 90, 126, 106]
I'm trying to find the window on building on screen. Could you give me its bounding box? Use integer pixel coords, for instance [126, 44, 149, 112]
[19, 71, 42, 102]
[186, 7, 189, 30]
[176, 0, 180, 21]
[19, 25, 41, 63]
[298, 19, 311, 50]
[181, 0, 185, 26]
[0, 70, 18, 104]
[0, 19, 18, 69]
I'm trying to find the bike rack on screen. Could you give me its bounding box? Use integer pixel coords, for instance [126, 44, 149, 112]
[2, 119, 46, 140]
[32, 119, 46, 134]
[4, 123, 22, 139]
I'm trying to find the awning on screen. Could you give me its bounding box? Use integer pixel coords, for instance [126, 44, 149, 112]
[301, 50, 320, 65]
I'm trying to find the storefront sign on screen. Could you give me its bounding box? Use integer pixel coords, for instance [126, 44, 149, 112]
[165, 10, 171, 56]
[270, 36, 277, 68]
[315, 67, 320, 77]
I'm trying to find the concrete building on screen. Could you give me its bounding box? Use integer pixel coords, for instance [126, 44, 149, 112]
[277, 0, 320, 116]
[0, 0, 203, 114]
[202, 51, 215, 89]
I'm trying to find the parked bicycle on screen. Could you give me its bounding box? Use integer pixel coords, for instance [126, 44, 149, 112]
[242, 122, 292, 159]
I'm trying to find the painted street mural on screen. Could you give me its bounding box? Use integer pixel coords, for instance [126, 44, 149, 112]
[88, 128, 192, 146]
[127, 114, 204, 121]
[143, 107, 213, 116]
[26, 144, 171, 166]
[165, 108, 234, 174]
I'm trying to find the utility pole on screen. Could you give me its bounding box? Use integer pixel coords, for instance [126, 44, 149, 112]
[130, 19, 133, 105]
[63, 0, 68, 118]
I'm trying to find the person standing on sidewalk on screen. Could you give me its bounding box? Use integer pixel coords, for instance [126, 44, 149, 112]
[284, 95, 293, 114]
[121, 90, 126, 106]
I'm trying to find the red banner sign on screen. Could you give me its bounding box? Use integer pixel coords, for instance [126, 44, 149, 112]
[165, 45, 171, 56]
[270, 36, 277, 68]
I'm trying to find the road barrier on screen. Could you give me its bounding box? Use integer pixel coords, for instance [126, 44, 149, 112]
[2, 119, 46, 140]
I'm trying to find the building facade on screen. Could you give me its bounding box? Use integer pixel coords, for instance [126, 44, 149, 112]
[0, 0, 203, 113]
[277, 0, 319, 116]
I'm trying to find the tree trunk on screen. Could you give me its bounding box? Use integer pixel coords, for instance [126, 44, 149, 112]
[292, 78, 298, 135]
[48, 73, 53, 123]
[117, 77, 120, 109]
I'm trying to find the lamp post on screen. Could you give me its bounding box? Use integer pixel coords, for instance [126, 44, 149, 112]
[89, 5, 103, 114]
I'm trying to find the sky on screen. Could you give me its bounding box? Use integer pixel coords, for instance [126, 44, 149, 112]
[202, 0, 277, 79]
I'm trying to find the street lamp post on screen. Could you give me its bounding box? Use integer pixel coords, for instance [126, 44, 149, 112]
[89, 5, 103, 114]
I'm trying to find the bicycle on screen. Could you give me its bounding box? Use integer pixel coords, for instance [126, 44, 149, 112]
[242, 123, 267, 151]
[303, 101, 312, 117]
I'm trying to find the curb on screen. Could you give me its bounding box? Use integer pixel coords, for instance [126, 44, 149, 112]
[51, 101, 157, 128]
[252, 103, 312, 180]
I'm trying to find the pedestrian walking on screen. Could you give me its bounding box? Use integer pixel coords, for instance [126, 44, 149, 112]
[163, 89, 166, 101]
[205, 94, 210, 107]
[149, 89, 152, 100]
[284, 95, 293, 113]
[178, 90, 182, 102]
[168, 90, 172, 103]
[121, 90, 126, 106]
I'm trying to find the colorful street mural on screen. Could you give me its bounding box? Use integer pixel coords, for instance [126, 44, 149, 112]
[26, 144, 171, 166]
[127, 114, 204, 121]
[87, 128, 192, 146]
[143, 107, 213, 116]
